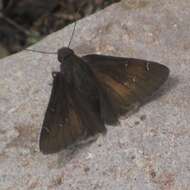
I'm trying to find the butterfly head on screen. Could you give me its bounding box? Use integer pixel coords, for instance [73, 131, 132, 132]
[57, 47, 74, 63]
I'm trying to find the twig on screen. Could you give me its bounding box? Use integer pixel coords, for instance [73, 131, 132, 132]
[1, 14, 31, 36]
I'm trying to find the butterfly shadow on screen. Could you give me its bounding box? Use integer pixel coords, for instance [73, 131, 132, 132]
[56, 134, 100, 167]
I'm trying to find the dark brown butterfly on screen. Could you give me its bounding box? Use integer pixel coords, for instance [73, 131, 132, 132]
[39, 47, 169, 154]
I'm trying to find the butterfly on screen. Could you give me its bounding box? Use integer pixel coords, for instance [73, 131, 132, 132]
[39, 47, 169, 154]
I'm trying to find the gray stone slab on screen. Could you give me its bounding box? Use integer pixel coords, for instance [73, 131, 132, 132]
[0, 0, 190, 189]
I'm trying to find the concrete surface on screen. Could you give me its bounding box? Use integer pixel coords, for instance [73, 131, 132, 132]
[0, 0, 190, 189]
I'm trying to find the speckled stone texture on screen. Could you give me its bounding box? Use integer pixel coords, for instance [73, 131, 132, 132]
[0, 0, 190, 189]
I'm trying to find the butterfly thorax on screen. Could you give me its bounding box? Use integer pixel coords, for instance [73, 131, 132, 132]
[58, 48, 98, 95]
[58, 47, 79, 84]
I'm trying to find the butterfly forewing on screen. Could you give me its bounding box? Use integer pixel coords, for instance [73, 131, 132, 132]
[83, 55, 169, 122]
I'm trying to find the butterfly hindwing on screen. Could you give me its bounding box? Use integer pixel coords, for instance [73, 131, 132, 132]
[40, 71, 105, 154]
[82, 55, 169, 123]
[40, 72, 81, 154]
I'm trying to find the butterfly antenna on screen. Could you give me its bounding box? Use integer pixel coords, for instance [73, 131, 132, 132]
[67, 4, 83, 48]
[68, 21, 77, 48]
[24, 48, 57, 54]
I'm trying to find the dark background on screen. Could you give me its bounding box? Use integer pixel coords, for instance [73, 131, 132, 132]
[0, 0, 120, 58]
